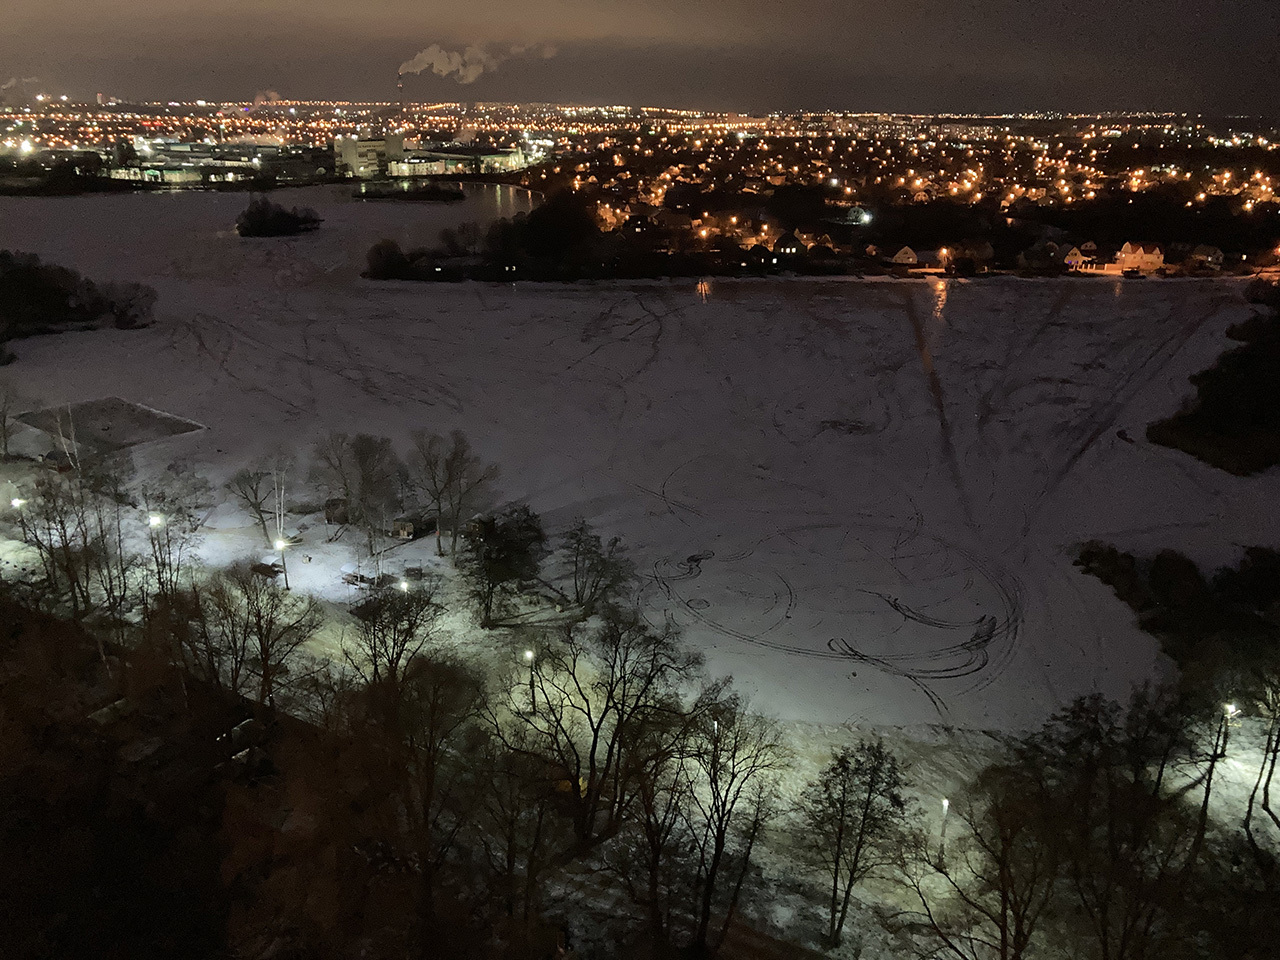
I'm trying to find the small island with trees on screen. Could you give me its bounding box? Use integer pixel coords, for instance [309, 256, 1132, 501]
[235, 196, 323, 237]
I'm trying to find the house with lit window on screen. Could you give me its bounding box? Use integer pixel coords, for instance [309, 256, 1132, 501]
[1116, 242, 1165, 273]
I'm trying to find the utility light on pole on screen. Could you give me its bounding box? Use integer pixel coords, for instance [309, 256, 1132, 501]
[524, 649, 536, 711]
[10, 497, 27, 541]
[274, 539, 290, 590]
[940, 797, 951, 865]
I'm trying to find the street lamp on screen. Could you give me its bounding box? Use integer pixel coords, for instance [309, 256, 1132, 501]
[274, 538, 290, 590]
[524, 648, 536, 711]
[148, 514, 164, 528]
[940, 797, 951, 864]
[10, 497, 27, 541]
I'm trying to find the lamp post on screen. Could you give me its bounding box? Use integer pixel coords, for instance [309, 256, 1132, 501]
[274, 539, 290, 590]
[940, 797, 951, 866]
[10, 497, 27, 541]
[524, 648, 535, 712]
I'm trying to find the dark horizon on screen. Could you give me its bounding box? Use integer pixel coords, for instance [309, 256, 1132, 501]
[4, 0, 1279, 115]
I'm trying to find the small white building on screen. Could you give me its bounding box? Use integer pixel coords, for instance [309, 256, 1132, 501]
[891, 246, 918, 265]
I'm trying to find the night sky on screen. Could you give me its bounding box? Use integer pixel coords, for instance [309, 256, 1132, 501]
[4, 0, 1278, 112]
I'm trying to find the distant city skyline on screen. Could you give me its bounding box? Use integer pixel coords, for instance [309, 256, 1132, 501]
[3, 0, 1279, 114]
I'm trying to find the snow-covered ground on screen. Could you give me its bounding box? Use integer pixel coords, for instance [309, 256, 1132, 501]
[2, 188, 1272, 733]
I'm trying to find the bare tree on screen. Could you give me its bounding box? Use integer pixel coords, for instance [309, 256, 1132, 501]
[491, 605, 702, 849]
[0, 381, 25, 459]
[798, 737, 910, 946]
[343, 651, 486, 918]
[687, 696, 786, 956]
[21, 456, 138, 666]
[342, 578, 444, 685]
[313, 432, 403, 564]
[407, 429, 498, 556]
[82, 456, 140, 641]
[474, 724, 569, 923]
[604, 690, 709, 952]
[900, 762, 1060, 960]
[1243, 660, 1280, 860]
[1009, 689, 1225, 960]
[24, 471, 95, 615]
[400, 656, 486, 917]
[141, 462, 211, 605]
[227, 467, 273, 545]
[185, 560, 322, 706]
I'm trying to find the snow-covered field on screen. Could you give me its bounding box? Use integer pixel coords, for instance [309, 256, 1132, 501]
[2, 187, 1272, 732]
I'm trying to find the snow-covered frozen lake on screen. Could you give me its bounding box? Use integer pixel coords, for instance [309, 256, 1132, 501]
[2, 190, 1271, 731]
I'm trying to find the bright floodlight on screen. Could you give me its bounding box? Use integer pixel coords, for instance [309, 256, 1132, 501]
[523, 649, 534, 662]
[1226, 702, 1241, 718]
[942, 797, 950, 814]
[399, 580, 409, 592]
[148, 514, 164, 528]
[274, 539, 287, 551]
[10, 498, 25, 508]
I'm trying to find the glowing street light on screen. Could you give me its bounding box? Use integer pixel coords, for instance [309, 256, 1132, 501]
[939, 797, 951, 863]
[148, 514, 164, 528]
[10, 496, 28, 540]
[399, 580, 409, 592]
[274, 538, 290, 590]
[524, 648, 536, 711]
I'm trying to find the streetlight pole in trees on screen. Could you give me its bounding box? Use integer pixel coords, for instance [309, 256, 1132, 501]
[939, 797, 950, 866]
[10, 497, 27, 541]
[524, 648, 535, 712]
[274, 539, 290, 590]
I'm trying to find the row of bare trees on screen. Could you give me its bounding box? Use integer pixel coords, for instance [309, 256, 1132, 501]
[320, 595, 792, 958]
[305, 429, 498, 560]
[8, 442, 1280, 958]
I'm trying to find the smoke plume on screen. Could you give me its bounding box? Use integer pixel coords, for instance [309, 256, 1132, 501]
[398, 43, 557, 85]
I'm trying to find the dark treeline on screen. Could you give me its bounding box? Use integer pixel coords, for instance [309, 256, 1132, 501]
[3, 426, 1280, 958]
[1148, 278, 1280, 474]
[0, 250, 155, 361]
